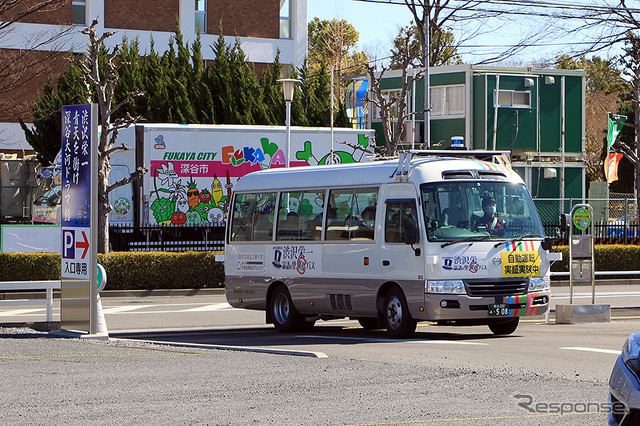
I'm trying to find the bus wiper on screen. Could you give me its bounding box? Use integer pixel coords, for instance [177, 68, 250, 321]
[440, 235, 491, 248]
[493, 233, 543, 248]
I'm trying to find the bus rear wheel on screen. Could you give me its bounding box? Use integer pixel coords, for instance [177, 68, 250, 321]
[270, 285, 301, 333]
[383, 288, 416, 338]
[488, 318, 519, 335]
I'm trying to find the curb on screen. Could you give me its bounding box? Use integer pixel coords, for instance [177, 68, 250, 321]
[0, 288, 225, 300]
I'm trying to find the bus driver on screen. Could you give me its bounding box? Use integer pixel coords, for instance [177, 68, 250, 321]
[472, 196, 505, 236]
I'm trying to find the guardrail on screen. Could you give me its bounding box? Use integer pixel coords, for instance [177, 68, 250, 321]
[0, 281, 60, 322]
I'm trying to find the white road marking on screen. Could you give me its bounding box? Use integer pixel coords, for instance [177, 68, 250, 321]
[298, 335, 489, 345]
[560, 346, 621, 355]
[101, 305, 156, 314]
[179, 303, 233, 312]
[553, 291, 640, 298]
[0, 308, 45, 316]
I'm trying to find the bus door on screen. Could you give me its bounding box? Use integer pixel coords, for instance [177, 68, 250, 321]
[321, 187, 380, 317]
[380, 190, 424, 308]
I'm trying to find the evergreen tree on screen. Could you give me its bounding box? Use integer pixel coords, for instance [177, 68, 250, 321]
[258, 52, 284, 126]
[115, 37, 146, 121]
[21, 60, 86, 165]
[141, 39, 170, 122]
[191, 32, 215, 123]
[25, 24, 349, 164]
[162, 28, 197, 123]
[209, 27, 234, 124]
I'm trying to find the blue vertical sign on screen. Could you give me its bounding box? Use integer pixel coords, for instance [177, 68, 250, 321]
[62, 105, 91, 227]
[60, 104, 99, 334]
[61, 105, 92, 279]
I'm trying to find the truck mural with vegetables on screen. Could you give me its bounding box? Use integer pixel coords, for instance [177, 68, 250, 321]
[33, 124, 375, 227]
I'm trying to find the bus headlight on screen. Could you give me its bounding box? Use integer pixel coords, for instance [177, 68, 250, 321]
[528, 276, 550, 292]
[427, 280, 466, 295]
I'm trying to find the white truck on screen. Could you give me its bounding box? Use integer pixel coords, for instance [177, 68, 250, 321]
[32, 124, 376, 227]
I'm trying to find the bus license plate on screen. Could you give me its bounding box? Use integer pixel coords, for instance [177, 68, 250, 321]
[488, 303, 509, 316]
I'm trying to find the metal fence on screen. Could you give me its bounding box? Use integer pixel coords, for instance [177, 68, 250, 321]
[536, 196, 639, 245]
[109, 224, 226, 252]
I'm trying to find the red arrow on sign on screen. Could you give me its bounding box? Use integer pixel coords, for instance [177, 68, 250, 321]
[76, 230, 89, 259]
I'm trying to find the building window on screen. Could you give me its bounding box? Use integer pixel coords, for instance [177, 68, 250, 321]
[72, 0, 86, 25]
[373, 89, 403, 120]
[494, 90, 531, 108]
[430, 85, 465, 118]
[280, 0, 291, 39]
[195, 0, 207, 33]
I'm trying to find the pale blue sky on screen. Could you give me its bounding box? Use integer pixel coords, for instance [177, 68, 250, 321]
[307, 0, 414, 57]
[306, 0, 621, 66]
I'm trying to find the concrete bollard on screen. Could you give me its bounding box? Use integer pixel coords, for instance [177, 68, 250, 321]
[555, 304, 611, 324]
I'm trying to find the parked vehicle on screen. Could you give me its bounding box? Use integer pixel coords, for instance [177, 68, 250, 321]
[31, 124, 375, 227]
[607, 216, 639, 238]
[609, 331, 640, 425]
[1, 155, 38, 222]
[225, 150, 557, 338]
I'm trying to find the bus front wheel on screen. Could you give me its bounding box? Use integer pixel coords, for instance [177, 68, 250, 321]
[488, 318, 519, 335]
[383, 288, 416, 338]
[270, 285, 301, 333]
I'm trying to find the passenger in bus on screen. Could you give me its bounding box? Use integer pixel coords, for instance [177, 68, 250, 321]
[442, 196, 465, 227]
[472, 197, 505, 236]
[354, 206, 376, 239]
[279, 211, 301, 239]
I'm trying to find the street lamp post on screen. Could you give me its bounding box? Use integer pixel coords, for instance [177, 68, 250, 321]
[277, 79, 300, 168]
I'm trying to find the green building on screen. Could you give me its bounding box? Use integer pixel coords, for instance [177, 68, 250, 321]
[363, 65, 586, 223]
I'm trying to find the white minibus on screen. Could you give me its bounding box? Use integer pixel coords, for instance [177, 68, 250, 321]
[225, 151, 555, 338]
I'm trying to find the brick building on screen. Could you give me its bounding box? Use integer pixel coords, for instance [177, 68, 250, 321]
[0, 0, 308, 155]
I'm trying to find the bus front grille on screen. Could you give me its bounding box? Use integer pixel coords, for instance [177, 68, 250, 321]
[465, 279, 528, 297]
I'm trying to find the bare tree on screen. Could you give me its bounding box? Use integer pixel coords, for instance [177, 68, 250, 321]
[556, 2, 640, 209]
[76, 19, 146, 254]
[0, 0, 73, 120]
[366, 31, 423, 156]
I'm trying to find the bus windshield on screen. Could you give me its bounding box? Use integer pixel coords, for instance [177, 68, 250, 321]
[421, 181, 545, 242]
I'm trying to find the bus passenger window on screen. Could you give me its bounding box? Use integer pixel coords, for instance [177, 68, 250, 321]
[385, 201, 418, 243]
[277, 190, 325, 241]
[230, 192, 276, 242]
[326, 188, 378, 241]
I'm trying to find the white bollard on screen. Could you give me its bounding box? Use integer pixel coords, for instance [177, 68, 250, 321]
[95, 295, 109, 336]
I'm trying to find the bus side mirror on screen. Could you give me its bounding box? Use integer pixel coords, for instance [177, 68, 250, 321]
[404, 225, 419, 245]
[541, 237, 553, 251]
[560, 214, 571, 232]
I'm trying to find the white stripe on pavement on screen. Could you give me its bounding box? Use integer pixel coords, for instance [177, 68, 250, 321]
[298, 335, 489, 345]
[179, 303, 233, 312]
[560, 347, 621, 355]
[0, 308, 45, 316]
[102, 305, 156, 314]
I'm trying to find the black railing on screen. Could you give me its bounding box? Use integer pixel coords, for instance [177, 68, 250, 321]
[107, 220, 639, 253]
[109, 224, 225, 252]
[543, 221, 640, 245]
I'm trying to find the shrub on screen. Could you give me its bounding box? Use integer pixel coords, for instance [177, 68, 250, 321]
[550, 245, 640, 272]
[0, 251, 225, 290]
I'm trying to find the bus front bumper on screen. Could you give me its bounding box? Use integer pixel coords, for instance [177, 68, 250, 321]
[423, 291, 550, 321]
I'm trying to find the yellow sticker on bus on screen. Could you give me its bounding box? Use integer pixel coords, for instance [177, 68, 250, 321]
[501, 251, 541, 277]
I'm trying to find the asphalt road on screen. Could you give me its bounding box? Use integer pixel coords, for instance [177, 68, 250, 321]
[1, 285, 638, 424]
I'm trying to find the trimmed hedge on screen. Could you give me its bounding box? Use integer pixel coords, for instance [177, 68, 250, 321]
[0, 251, 225, 290]
[550, 245, 640, 272]
[1, 246, 638, 290]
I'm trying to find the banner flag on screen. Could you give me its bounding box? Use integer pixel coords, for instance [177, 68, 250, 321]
[605, 152, 623, 183]
[607, 114, 627, 149]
